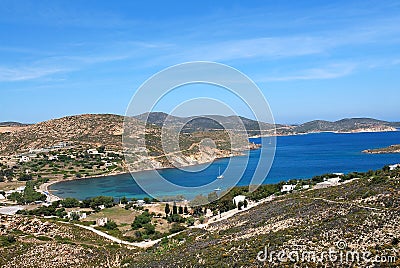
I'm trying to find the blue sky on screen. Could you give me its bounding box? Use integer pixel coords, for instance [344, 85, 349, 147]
[0, 0, 399, 124]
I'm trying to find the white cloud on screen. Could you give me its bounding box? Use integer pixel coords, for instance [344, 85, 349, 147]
[0, 66, 68, 82]
[259, 63, 357, 82]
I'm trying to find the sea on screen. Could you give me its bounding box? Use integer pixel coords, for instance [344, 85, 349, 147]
[49, 131, 400, 200]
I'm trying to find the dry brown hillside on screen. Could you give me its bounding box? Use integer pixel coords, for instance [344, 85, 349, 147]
[0, 114, 131, 155]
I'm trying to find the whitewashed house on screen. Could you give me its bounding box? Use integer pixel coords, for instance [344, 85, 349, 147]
[19, 156, 30, 163]
[0, 194, 6, 200]
[326, 177, 341, 184]
[136, 200, 145, 206]
[66, 211, 87, 220]
[87, 149, 99, 155]
[302, 185, 310, 189]
[389, 164, 400, 171]
[281, 184, 296, 193]
[96, 217, 108, 226]
[104, 162, 113, 167]
[48, 155, 58, 161]
[232, 195, 246, 206]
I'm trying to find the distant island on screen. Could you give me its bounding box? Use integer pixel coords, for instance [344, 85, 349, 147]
[363, 144, 400, 154]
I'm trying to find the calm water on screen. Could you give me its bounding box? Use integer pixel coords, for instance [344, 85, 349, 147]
[50, 131, 400, 200]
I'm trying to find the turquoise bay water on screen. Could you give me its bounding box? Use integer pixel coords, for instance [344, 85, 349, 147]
[50, 131, 400, 200]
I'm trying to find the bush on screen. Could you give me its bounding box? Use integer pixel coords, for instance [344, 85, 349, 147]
[170, 223, 186, 234]
[131, 211, 152, 230]
[104, 220, 118, 230]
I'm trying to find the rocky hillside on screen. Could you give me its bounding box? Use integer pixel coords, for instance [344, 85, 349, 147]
[292, 118, 397, 134]
[0, 114, 128, 155]
[129, 168, 400, 267]
[135, 112, 280, 136]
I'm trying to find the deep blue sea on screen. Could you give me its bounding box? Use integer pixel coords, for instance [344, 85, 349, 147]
[50, 131, 400, 200]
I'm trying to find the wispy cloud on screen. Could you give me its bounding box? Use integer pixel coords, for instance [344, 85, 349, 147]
[0, 66, 69, 82]
[259, 63, 358, 82]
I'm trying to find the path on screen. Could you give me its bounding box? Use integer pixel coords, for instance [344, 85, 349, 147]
[72, 223, 184, 248]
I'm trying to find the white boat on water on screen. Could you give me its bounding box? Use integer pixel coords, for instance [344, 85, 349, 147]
[214, 188, 221, 191]
[217, 167, 224, 179]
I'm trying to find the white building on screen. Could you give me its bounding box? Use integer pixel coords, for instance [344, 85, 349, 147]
[389, 164, 400, 171]
[302, 185, 310, 189]
[96, 217, 108, 226]
[0, 194, 5, 200]
[48, 155, 58, 161]
[281, 184, 296, 193]
[136, 200, 145, 206]
[87, 149, 99, 155]
[104, 162, 113, 167]
[66, 211, 87, 220]
[19, 156, 30, 163]
[232, 195, 246, 206]
[326, 177, 341, 184]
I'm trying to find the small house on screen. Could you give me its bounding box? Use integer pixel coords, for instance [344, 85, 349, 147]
[19, 156, 30, 163]
[325, 177, 341, 184]
[48, 155, 58, 161]
[136, 200, 145, 206]
[87, 149, 99, 155]
[96, 217, 108, 226]
[232, 195, 246, 206]
[281, 184, 296, 193]
[389, 164, 400, 171]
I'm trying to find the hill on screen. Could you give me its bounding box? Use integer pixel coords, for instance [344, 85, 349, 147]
[129, 168, 400, 267]
[0, 114, 127, 155]
[135, 112, 280, 136]
[292, 118, 397, 134]
[136, 113, 398, 135]
[0, 114, 253, 178]
[0, 122, 30, 127]
[1, 167, 398, 267]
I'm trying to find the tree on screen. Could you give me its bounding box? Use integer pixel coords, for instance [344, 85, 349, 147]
[97, 145, 105, 153]
[186, 216, 195, 226]
[120, 196, 129, 204]
[172, 202, 178, 215]
[143, 197, 151, 204]
[164, 203, 170, 216]
[70, 212, 80, 221]
[60, 197, 80, 208]
[170, 223, 185, 234]
[104, 220, 118, 230]
[243, 199, 248, 208]
[199, 216, 205, 224]
[237, 201, 244, 210]
[131, 211, 152, 230]
[178, 206, 183, 214]
[143, 223, 155, 235]
[18, 174, 32, 181]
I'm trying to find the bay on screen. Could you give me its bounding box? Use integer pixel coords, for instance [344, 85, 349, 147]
[49, 131, 400, 200]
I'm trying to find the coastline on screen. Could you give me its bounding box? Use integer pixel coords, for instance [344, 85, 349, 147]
[44, 153, 242, 200]
[45, 129, 398, 200]
[249, 128, 398, 138]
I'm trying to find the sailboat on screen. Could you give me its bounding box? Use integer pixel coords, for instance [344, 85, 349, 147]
[217, 167, 224, 179]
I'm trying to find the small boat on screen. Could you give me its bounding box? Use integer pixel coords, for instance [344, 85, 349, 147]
[214, 188, 221, 191]
[217, 167, 224, 179]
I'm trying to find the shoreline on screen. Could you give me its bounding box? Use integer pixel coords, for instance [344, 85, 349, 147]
[44, 129, 398, 200]
[249, 128, 398, 138]
[44, 153, 242, 200]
